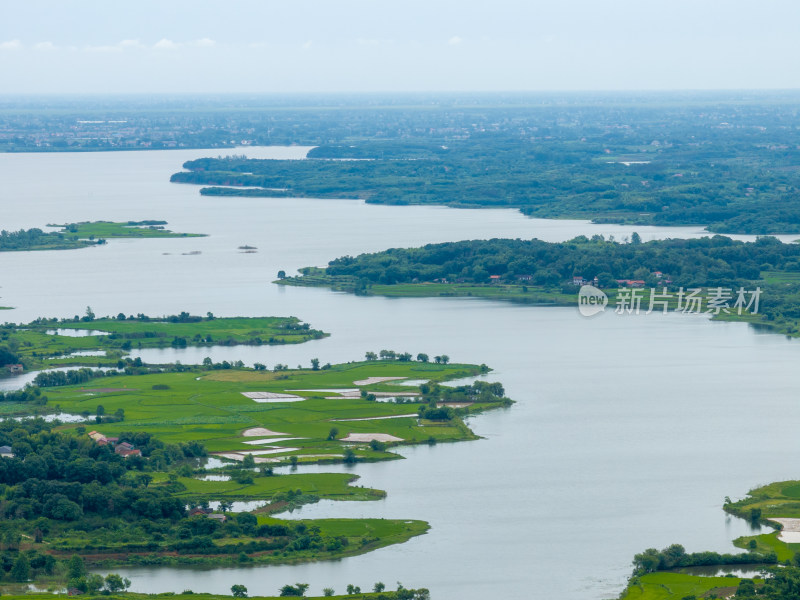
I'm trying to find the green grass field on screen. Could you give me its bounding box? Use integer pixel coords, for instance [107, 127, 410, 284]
[49, 220, 205, 239]
[733, 531, 798, 562]
[726, 479, 800, 520]
[620, 573, 749, 600]
[167, 472, 384, 502]
[50, 360, 499, 461]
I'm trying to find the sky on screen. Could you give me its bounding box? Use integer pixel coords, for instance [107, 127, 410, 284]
[1, 0, 800, 94]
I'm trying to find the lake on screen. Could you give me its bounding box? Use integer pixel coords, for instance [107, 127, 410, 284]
[1, 147, 796, 599]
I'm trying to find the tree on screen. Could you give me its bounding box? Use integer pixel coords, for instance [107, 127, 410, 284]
[416, 353, 429, 363]
[327, 427, 339, 440]
[346, 584, 361, 594]
[374, 582, 385, 592]
[277, 270, 286, 279]
[440, 354, 450, 364]
[631, 231, 642, 244]
[343, 448, 356, 463]
[231, 585, 248, 598]
[96, 404, 105, 416]
[365, 351, 377, 361]
[11, 554, 30, 582]
[279, 583, 309, 597]
[322, 589, 334, 597]
[311, 358, 320, 371]
[84, 306, 95, 321]
[104, 574, 131, 592]
[242, 453, 256, 468]
[67, 555, 86, 580]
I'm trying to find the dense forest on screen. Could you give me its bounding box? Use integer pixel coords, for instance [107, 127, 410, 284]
[163, 93, 800, 234]
[306, 235, 795, 288]
[285, 235, 800, 334]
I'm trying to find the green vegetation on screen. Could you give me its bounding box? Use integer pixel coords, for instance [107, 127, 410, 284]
[0, 221, 203, 253]
[0, 416, 427, 578]
[173, 127, 800, 234]
[0, 312, 326, 372]
[620, 572, 751, 600]
[43, 359, 507, 460]
[0, 354, 509, 580]
[725, 479, 800, 522]
[278, 235, 800, 337]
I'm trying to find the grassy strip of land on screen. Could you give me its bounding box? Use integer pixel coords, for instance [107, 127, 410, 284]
[46, 359, 507, 461]
[0, 221, 204, 253]
[0, 313, 327, 371]
[620, 573, 750, 600]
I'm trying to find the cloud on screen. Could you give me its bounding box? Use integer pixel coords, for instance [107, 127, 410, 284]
[34, 41, 56, 51]
[302, 40, 313, 50]
[192, 38, 216, 48]
[119, 39, 144, 49]
[0, 39, 21, 50]
[153, 38, 180, 50]
[448, 36, 463, 46]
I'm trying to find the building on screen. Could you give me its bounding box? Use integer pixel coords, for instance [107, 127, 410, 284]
[616, 279, 646, 288]
[88, 431, 107, 443]
[7, 364, 23, 374]
[0, 445, 14, 458]
[207, 513, 227, 523]
[489, 275, 501, 283]
[114, 441, 142, 457]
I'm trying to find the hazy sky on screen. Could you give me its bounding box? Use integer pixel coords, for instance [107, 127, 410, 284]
[2, 0, 800, 94]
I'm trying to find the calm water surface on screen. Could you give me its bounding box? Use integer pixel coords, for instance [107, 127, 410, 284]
[1, 148, 797, 600]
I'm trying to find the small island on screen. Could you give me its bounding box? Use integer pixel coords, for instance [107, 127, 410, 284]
[0, 220, 204, 253]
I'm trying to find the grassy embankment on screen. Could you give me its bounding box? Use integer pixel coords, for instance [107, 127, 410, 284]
[48, 360, 503, 464]
[1, 315, 327, 371]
